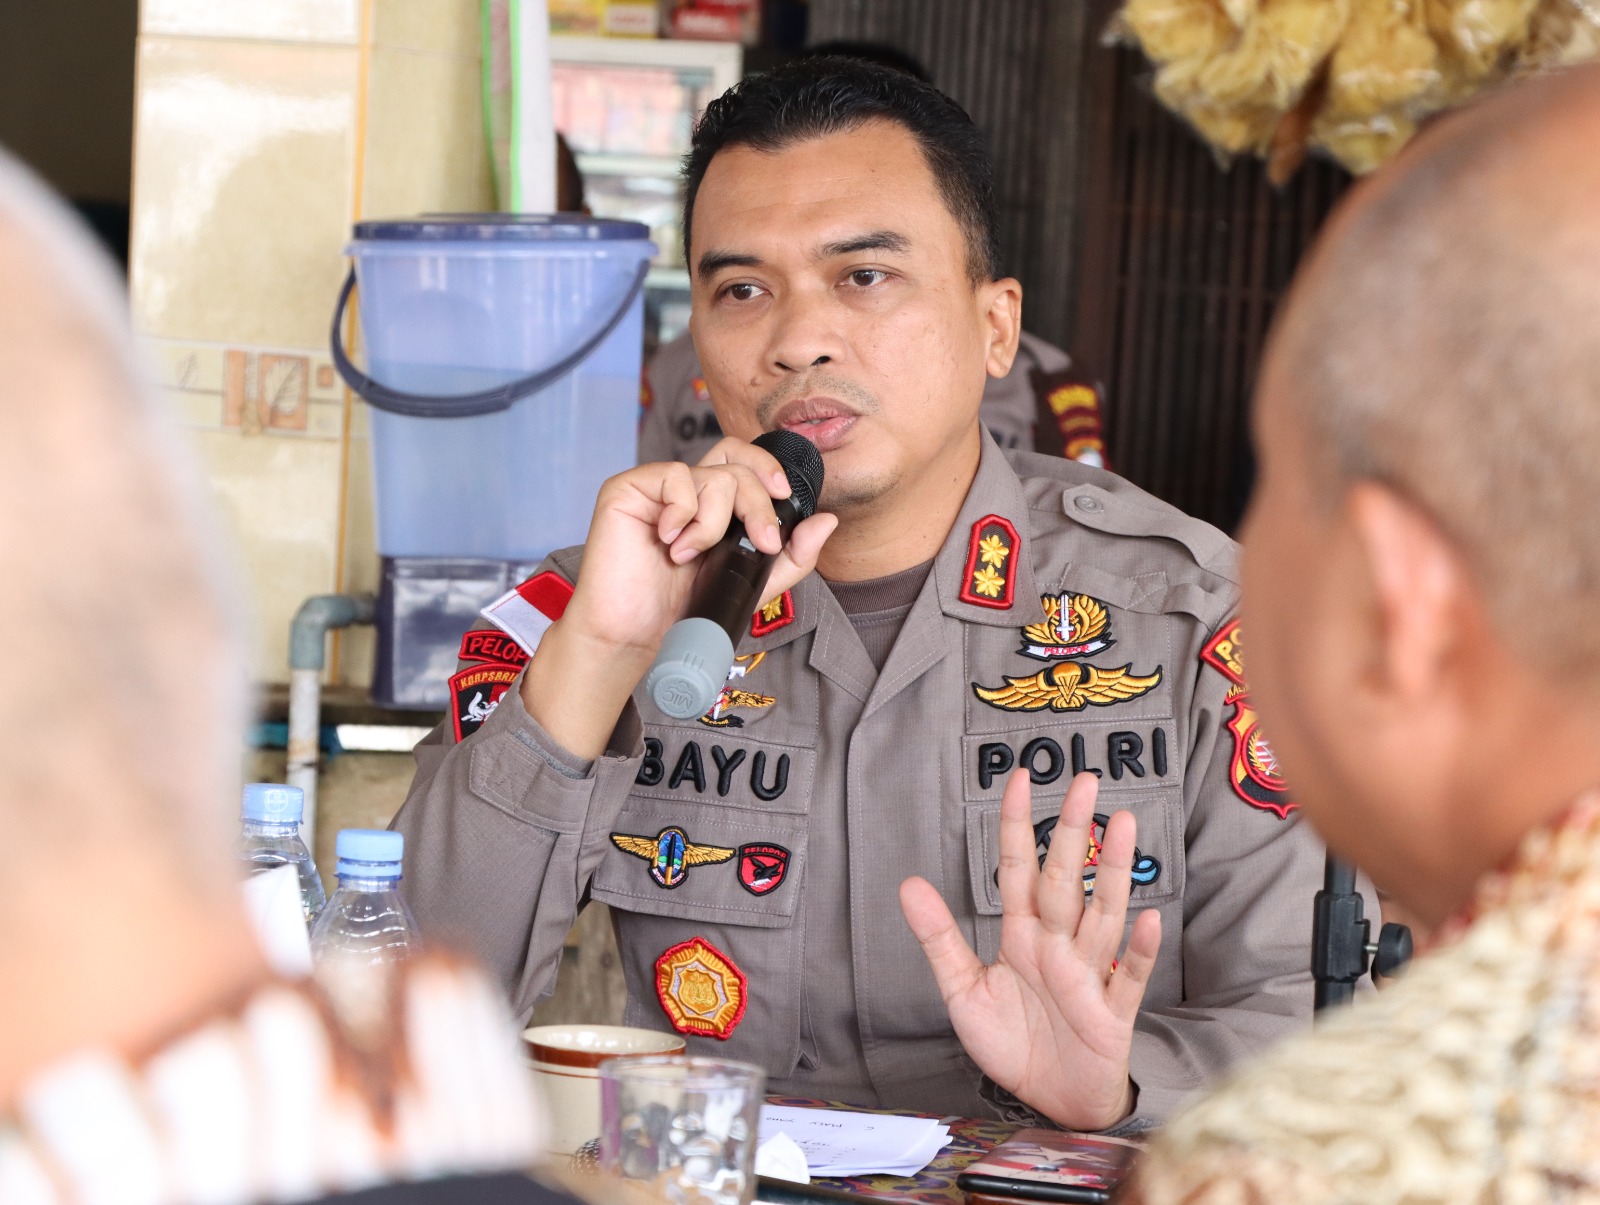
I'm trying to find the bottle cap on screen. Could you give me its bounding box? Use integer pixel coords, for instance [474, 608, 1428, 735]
[335, 828, 404, 878]
[241, 783, 304, 824]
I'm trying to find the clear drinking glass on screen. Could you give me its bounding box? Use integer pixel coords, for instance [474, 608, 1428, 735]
[598, 1055, 766, 1205]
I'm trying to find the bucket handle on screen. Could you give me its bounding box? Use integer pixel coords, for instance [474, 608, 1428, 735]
[329, 258, 651, 418]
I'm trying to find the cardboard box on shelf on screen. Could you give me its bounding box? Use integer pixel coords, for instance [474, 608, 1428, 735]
[669, 1, 758, 43]
[605, 1, 660, 36]
[550, 0, 605, 34]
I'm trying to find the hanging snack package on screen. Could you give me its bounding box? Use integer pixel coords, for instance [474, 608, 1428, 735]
[1120, 0, 1241, 63]
[1197, 0, 1353, 111]
[1326, 0, 1440, 118]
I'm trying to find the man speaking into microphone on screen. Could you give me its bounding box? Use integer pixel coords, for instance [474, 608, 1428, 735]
[393, 57, 1337, 1128]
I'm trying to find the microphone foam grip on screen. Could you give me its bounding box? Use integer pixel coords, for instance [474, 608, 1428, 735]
[645, 617, 737, 719]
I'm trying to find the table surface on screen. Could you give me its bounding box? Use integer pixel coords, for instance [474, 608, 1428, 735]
[766, 1096, 1020, 1205]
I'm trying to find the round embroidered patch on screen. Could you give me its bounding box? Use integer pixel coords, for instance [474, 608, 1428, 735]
[654, 937, 748, 1040]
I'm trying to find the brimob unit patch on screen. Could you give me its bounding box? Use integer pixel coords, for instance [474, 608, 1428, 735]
[655, 937, 747, 1040]
[450, 662, 520, 742]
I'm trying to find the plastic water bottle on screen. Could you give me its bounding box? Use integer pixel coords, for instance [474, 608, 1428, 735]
[310, 829, 418, 1041]
[238, 784, 326, 923]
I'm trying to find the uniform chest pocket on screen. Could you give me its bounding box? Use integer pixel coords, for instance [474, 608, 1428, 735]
[592, 793, 809, 1075]
[962, 791, 1183, 963]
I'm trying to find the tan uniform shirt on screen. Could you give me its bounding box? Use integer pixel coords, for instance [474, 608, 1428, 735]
[638, 330, 1072, 464]
[394, 436, 1328, 1125]
[1129, 797, 1600, 1202]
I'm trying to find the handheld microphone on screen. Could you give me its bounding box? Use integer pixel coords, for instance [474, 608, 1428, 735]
[645, 429, 824, 719]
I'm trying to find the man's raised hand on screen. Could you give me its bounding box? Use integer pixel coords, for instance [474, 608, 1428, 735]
[898, 769, 1162, 1131]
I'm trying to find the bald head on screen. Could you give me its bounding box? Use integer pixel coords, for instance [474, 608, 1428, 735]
[1268, 64, 1600, 671]
[0, 151, 243, 894]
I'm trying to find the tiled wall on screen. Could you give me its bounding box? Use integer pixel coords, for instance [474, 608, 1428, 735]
[130, 0, 494, 686]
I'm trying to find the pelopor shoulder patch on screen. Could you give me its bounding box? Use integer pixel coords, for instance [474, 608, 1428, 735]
[1201, 616, 1297, 819]
[457, 628, 530, 669]
[960, 514, 1019, 609]
[481, 570, 573, 658]
[654, 937, 747, 1040]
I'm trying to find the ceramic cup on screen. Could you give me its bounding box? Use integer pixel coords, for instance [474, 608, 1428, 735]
[523, 1024, 687, 1156]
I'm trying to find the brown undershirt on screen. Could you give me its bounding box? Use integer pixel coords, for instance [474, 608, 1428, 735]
[824, 558, 935, 673]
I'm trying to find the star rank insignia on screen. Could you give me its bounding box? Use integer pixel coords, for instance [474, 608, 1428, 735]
[699, 651, 776, 728]
[960, 515, 1020, 609]
[751, 590, 795, 638]
[655, 937, 747, 1039]
[1201, 616, 1297, 818]
[611, 827, 734, 889]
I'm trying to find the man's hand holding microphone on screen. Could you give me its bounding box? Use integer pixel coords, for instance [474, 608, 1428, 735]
[520, 433, 837, 761]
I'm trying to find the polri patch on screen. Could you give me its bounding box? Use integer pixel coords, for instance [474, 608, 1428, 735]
[751, 590, 795, 638]
[736, 843, 790, 896]
[959, 515, 1020, 609]
[655, 937, 747, 1040]
[450, 662, 520, 742]
[611, 827, 735, 889]
[457, 628, 530, 668]
[1201, 616, 1297, 818]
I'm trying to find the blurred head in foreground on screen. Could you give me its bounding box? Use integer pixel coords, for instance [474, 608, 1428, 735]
[0, 147, 258, 1098]
[0, 151, 548, 1200]
[1241, 63, 1600, 929]
[1120, 64, 1600, 1204]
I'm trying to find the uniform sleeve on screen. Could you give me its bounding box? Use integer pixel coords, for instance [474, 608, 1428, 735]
[1122, 615, 1351, 1125]
[391, 604, 645, 1020]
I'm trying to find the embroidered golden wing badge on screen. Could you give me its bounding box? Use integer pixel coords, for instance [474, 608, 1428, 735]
[610, 827, 735, 889]
[972, 661, 1163, 713]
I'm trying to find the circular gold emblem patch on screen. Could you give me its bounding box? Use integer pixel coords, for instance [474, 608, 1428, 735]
[654, 937, 748, 1039]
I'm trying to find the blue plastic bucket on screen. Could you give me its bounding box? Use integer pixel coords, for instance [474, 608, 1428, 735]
[333, 214, 656, 560]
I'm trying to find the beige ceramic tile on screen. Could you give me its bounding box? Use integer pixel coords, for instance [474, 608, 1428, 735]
[130, 36, 360, 350]
[140, 0, 361, 45]
[361, 46, 495, 217]
[194, 428, 345, 683]
[371, 0, 481, 57]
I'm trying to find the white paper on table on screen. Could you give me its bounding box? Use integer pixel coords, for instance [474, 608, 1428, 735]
[758, 1106, 951, 1178]
[755, 1132, 811, 1183]
[240, 865, 312, 978]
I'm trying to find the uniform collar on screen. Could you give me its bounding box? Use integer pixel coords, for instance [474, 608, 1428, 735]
[737, 430, 1036, 661]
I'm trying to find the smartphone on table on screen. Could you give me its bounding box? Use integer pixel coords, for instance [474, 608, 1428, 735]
[955, 1127, 1143, 1205]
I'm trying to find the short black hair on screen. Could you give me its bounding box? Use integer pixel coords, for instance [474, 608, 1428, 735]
[682, 57, 1001, 284]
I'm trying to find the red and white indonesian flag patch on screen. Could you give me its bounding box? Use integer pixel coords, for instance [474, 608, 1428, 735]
[481, 570, 574, 657]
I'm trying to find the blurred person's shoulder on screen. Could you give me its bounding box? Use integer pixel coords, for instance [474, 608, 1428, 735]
[1005, 448, 1239, 627]
[1127, 797, 1600, 1203]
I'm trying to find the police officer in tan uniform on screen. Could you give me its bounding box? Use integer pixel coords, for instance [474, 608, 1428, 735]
[394, 59, 1337, 1129]
[639, 327, 1103, 464]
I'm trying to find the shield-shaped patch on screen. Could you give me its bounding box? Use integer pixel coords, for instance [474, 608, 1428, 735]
[736, 843, 790, 896]
[449, 662, 519, 742]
